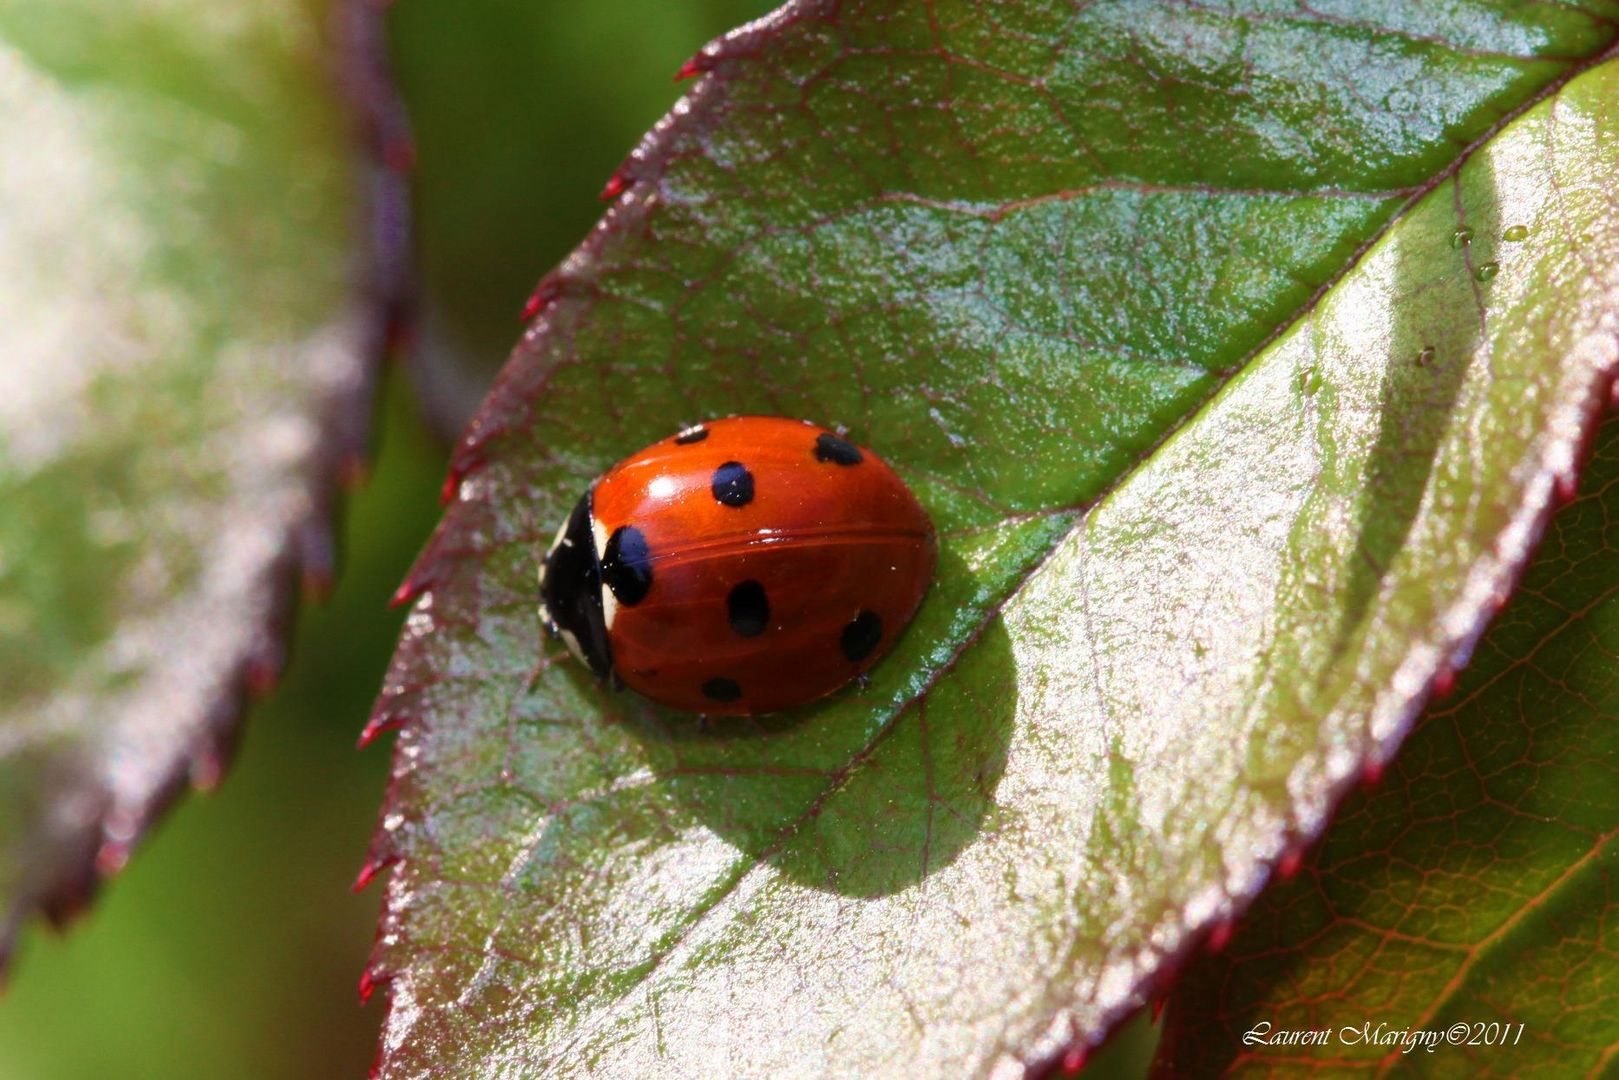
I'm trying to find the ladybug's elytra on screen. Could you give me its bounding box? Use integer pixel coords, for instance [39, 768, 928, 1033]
[538, 416, 937, 715]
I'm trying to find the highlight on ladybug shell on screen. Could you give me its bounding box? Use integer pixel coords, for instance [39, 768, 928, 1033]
[538, 416, 936, 715]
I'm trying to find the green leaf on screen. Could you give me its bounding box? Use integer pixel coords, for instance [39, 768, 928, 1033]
[1152, 416, 1619, 1075]
[0, 1, 398, 950]
[366, 3, 1619, 1076]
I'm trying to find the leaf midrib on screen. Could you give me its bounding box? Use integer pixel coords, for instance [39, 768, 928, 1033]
[401, 23, 1619, 1075]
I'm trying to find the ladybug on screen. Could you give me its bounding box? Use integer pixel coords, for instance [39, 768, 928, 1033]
[538, 416, 937, 715]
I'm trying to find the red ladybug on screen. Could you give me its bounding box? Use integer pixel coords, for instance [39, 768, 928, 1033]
[538, 416, 936, 715]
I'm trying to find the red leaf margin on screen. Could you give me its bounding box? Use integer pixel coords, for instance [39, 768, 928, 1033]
[0, 0, 415, 967]
[358, 2, 1619, 1074]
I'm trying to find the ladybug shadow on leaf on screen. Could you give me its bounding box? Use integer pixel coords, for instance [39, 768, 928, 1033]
[615, 545, 1018, 898]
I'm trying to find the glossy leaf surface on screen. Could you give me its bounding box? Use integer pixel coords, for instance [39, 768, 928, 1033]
[368, 3, 1619, 1076]
[1153, 413, 1619, 1076]
[0, 0, 395, 948]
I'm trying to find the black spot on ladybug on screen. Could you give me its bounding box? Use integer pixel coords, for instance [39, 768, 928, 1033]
[814, 433, 863, 466]
[673, 425, 708, 445]
[711, 461, 754, 507]
[726, 580, 770, 637]
[701, 677, 742, 703]
[840, 610, 883, 662]
[601, 525, 653, 605]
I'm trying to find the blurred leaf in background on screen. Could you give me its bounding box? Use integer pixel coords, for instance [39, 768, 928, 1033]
[0, 2, 770, 1077]
[0, 0, 398, 950]
[0, 375, 440, 1080]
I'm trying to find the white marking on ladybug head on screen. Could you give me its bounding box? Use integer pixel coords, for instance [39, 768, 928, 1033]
[557, 627, 588, 667]
[539, 514, 573, 590]
[546, 515, 571, 555]
[591, 515, 617, 630]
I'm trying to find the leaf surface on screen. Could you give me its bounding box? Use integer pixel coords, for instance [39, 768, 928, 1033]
[367, 3, 1619, 1076]
[0, 0, 400, 949]
[1152, 416, 1619, 1076]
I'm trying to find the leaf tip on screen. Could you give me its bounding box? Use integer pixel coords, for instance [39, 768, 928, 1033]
[244, 653, 282, 698]
[189, 747, 227, 793]
[352, 854, 398, 893]
[1555, 469, 1580, 505]
[388, 580, 421, 610]
[674, 54, 712, 81]
[357, 712, 406, 749]
[297, 520, 338, 603]
[439, 448, 487, 506]
[1431, 666, 1457, 699]
[520, 279, 560, 323]
[93, 838, 131, 880]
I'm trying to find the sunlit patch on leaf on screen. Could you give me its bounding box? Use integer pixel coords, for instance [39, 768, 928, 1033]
[366, 2, 1619, 1076]
[1155, 413, 1619, 1078]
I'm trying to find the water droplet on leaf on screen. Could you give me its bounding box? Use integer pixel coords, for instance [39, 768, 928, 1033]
[1416, 345, 1435, 366]
[1450, 226, 1474, 249]
[1476, 261, 1500, 283]
[1503, 224, 1529, 242]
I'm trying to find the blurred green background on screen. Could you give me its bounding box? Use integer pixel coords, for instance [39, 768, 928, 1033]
[0, 2, 1159, 1076]
[0, 3, 767, 1077]
[390, 0, 780, 435]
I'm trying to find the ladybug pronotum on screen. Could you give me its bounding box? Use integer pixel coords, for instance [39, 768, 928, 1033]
[538, 416, 937, 715]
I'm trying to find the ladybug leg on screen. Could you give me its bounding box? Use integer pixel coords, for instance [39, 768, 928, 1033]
[855, 672, 872, 691]
[695, 713, 712, 734]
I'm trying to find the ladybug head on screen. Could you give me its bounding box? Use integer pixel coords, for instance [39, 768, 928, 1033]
[538, 488, 614, 681]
